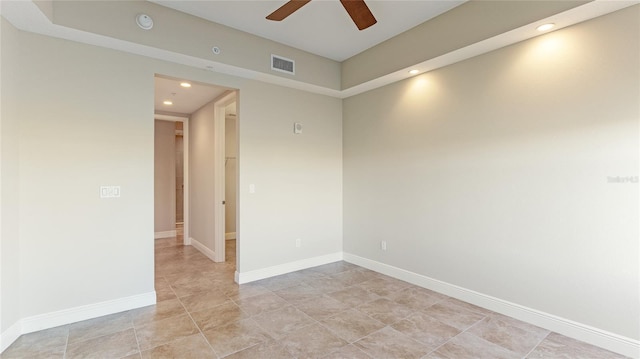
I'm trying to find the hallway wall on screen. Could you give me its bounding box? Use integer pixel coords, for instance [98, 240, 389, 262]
[154, 120, 176, 233]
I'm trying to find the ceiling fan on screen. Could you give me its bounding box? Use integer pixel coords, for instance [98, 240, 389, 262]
[266, 0, 377, 31]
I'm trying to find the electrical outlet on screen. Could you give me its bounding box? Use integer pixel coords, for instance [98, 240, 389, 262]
[380, 240, 387, 251]
[295, 238, 301, 248]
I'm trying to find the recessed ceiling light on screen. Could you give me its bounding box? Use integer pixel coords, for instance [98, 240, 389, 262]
[135, 14, 153, 30]
[537, 23, 555, 32]
[409, 69, 420, 75]
[180, 82, 191, 88]
[163, 100, 173, 105]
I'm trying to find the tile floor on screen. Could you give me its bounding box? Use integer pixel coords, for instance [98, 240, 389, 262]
[1, 234, 629, 358]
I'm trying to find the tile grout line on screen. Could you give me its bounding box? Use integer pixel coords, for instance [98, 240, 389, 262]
[422, 309, 491, 356]
[177, 279, 223, 359]
[522, 331, 552, 359]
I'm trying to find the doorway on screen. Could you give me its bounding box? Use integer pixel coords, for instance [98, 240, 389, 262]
[153, 75, 238, 267]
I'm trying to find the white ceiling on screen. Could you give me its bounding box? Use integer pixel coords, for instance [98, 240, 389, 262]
[150, 0, 466, 61]
[155, 76, 228, 114]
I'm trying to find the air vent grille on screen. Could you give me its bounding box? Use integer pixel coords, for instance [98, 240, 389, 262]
[271, 54, 295, 75]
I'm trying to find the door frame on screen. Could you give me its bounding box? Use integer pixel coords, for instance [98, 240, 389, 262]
[213, 91, 236, 262]
[154, 114, 190, 246]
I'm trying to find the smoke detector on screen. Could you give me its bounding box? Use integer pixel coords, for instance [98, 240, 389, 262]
[136, 14, 153, 30]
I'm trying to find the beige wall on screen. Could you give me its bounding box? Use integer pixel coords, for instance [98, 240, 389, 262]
[225, 115, 237, 236]
[189, 99, 217, 252]
[343, 6, 639, 340]
[0, 17, 343, 339]
[0, 18, 21, 334]
[238, 81, 343, 272]
[154, 120, 176, 233]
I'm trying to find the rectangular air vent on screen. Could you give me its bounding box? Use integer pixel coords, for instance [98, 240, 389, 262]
[271, 54, 295, 75]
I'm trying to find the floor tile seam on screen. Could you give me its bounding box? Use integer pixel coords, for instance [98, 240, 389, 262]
[66, 322, 137, 348]
[462, 315, 547, 358]
[217, 340, 266, 359]
[277, 316, 354, 358]
[315, 314, 378, 345]
[175, 298, 222, 359]
[521, 330, 552, 359]
[61, 327, 71, 359]
[131, 324, 143, 359]
[420, 309, 491, 357]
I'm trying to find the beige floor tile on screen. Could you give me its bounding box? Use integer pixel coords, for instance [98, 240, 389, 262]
[327, 286, 381, 307]
[140, 334, 216, 359]
[7, 240, 627, 359]
[321, 344, 372, 359]
[329, 269, 375, 286]
[354, 326, 431, 359]
[179, 289, 231, 313]
[252, 306, 315, 339]
[280, 323, 348, 359]
[191, 301, 250, 331]
[170, 277, 218, 298]
[130, 298, 187, 327]
[526, 332, 629, 359]
[357, 298, 413, 325]
[296, 294, 352, 321]
[391, 311, 460, 349]
[66, 328, 139, 359]
[154, 277, 177, 300]
[0, 325, 68, 359]
[67, 311, 133, 344]
[467, 315, 549, 356]
[420, 301, 486, 330]
[444, 297, 493, 316]
[253, 272, 305, 291]
[135, 314, 200, 350]
[357, 277, 411, 298]
[235, 292, 289, 316]
[274, 283, 324, 305]
[223, 340, 294, 359]
[388, 286, 445, 311]
[202, 319, 272, 357]
[307, 276, 351, 293]
[427, 331, 519, 359]
[309, 261, 358, 275]
[320, 308, 385, 342]
[221, 283, 271, 301]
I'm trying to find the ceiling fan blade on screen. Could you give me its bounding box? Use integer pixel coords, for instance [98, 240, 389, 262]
[340, 0, 377, 30]
[266, 0, 312, 21]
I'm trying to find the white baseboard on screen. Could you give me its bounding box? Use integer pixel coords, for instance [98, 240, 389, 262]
[189, 237, 216, 262]
[0, 321, 21, 353]
[235, 252, 343, 284]
[225, 232, 236, 240]
[0, 291, 156, 354]
[343, 252, 639, 359]
[154, 230, 176, 239]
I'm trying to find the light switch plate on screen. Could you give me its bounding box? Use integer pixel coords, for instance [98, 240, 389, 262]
[100, 186, 121, 198]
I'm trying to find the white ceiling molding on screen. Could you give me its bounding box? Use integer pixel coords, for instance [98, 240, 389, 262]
[1, 0, 637, 99]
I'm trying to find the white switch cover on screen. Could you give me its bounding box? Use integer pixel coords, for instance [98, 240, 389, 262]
[100, 186, 121, 198]
[295, 238, 301, 248]
[249, 184, 256, 194]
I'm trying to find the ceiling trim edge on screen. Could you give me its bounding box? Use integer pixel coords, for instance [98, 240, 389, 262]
[1, 0, 637, 100]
